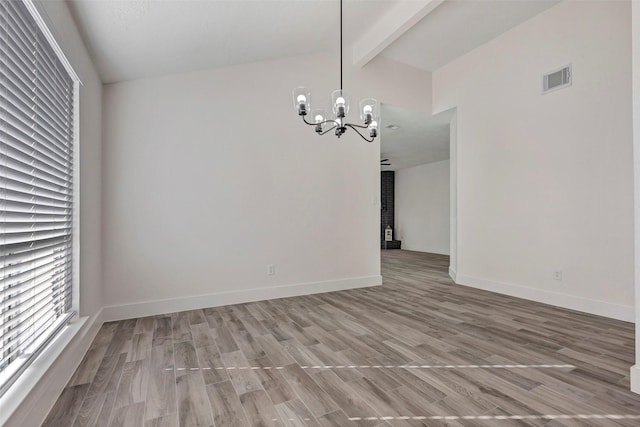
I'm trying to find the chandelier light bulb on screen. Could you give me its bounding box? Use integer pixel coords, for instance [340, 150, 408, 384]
[369, 120, 378, 138]
[362, 104, 373, 125]
[335, 96, 346, 118]
[359, 98, 378, 125]
[311, 109, 328, 133]
[293, 87, 311, 115]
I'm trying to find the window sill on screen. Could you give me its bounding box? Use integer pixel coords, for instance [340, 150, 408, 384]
[0, 316, 88, 426]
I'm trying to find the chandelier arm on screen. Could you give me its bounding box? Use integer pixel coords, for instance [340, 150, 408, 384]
[301, 115, 315, 126]
[345, 122, 369, 129]
[302, 115, 341, 128]
[302, 115, 339, 135]
[302, 115, 330, 127]
[319, 125, 338, 135]
[345, 124, 375, 142]
[320, 119, 340, 126]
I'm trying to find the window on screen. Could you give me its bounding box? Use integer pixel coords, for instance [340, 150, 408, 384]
[0, 0, 78, 396]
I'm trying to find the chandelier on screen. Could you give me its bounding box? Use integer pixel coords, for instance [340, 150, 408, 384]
[292, 0, 378, 142]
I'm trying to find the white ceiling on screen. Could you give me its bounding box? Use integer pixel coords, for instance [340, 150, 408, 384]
[66, 0, 561, 84]
[380, 104, 451, 171]
[381, 0, 559, 71]
[66, 0, 562, 164]
[66, 0, 399, 83]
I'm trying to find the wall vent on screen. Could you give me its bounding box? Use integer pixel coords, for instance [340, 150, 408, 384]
[543, 65, 571, 94]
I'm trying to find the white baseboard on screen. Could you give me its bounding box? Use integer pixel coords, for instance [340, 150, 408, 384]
[2, 308, 104, 427]
[403, 246, 450, 256]
[103, 276, 382, 322]
[449, 266, 457, 282]
[631, 365, 640, 394]
[455, 274, 634, 322]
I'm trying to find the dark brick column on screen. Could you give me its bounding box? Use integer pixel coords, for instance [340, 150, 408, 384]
[381, 171, 395, 248]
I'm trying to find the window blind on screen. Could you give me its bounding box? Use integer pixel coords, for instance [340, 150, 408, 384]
[0, 0, 75, 396]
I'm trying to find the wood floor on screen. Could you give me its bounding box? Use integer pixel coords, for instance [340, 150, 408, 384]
[44, 250, 640, 426]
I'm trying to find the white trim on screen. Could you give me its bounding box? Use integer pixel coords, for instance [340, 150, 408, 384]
[632, 0, 640, 396]
[403, 247, 450, 257]
[71, 79, 81, 316]
[429, 248, 451, 257]
[455, 274, 634, 322]
[448, 108, 458, 278]
[448, 266, 457, 282]
[0, 309, 104, 427]
[103, 276, 382, 322]
[631, 365, 640, 395]
[24, 0, 82, 84]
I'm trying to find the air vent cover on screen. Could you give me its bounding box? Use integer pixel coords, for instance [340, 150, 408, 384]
[543, 65, 571, 93]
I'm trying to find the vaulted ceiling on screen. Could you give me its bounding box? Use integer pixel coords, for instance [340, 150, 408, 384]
[67, 0, 559, 83]
[66, 0, 560, 169]
[67, 0, 398, 83]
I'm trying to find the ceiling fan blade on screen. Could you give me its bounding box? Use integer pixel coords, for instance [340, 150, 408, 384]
[381, 163, 391, 166]
[380, 158, 389, 162]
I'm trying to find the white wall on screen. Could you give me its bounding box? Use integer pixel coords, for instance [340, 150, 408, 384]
[102, 53, 431, 316]
[3, 1, 103, 426]
[433, 0, 634, 321]
[396, 160, 450, 255]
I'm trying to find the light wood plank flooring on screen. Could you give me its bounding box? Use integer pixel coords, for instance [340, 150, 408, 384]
[44, 250, 640, 426]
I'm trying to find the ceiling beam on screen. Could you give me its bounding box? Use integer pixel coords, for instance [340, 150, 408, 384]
[352, 0, 446, 68]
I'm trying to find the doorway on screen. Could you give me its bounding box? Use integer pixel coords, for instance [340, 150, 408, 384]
[379, 104, 457, 281]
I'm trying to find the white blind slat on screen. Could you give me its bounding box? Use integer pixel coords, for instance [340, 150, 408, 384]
[1, 159, 72, 191]
[3, 117, 72, 166]
[1, 268, 71, 322]
[1, 265, 71, 321]
[1, 286, 72, 364]
[3, 107, 72, 162]
[0, 61, 73, 133]
[1, 242, 71, 271]
[2, 125, 72, 171]
[2, 237, 70, 258]
[1, 144, 72, 181]
[1, 174, 71, 199]
[1, 153, 71, 186]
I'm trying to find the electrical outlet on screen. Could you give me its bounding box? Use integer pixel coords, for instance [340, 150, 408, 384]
[553, 270, 563, 281]
[267, 264, 276, 276]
